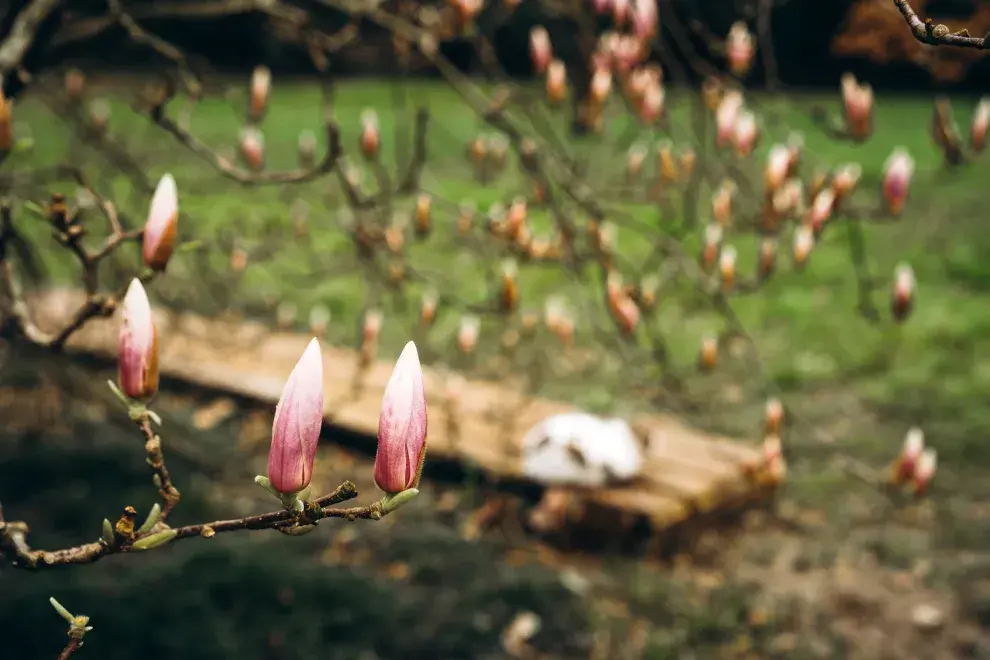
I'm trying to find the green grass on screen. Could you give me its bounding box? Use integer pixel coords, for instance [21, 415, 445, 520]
[5, 76, 990, 652]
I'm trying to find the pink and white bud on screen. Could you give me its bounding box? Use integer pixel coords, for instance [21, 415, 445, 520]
[893, 427, 924, 484]
[792, 224, 815, 267]
[360, 109, 380, 159]
[639, 82, 664, 124]
[627, 143, 648, 177]
[807, 188, 835, 236]
[912, 448, 937, 496]
[268, 338, 324, 495]
[143, 173, 179, 271]
[546, 59, 567, 104]
[701, 223, 723, 272]
[712, 180, 736, 226]
[764, 143, 790, 191]
[89, 99, 111, 135]
[719, 244, 737, 291]
[374, 341, 428, 495]
[632, 0, 657, 40]
[765, 398, 784, 435]
[831, 163, 862, 200]
[363, 309, 383, 346]
[716, 90, 744, 149]
[458, 314, 480, 354]
[118, 278, 159, 401]
[882, 148, 914, 216]
[971, 97, 989, 152]
[613, 34, 644, 72]
[249, 65, 272, 121]
[733, 109, 759, 157]
[612, 0, 630, 25]
[240, 127, 265, 171]
[590, 66, 613, 104]
[530, 27, 552, 75]
[726, 21, 754, 78]
[840, 73, 873, 140]
[891, 262, 915, 322]
[593, 0, 611, 14]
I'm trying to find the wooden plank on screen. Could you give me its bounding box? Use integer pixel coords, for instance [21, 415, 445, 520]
[26, 289, 770, 530]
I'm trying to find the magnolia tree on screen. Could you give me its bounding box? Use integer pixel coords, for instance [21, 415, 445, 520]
[0, 0, 984, 657]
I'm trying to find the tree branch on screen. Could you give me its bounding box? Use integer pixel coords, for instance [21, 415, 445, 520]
[893, 0, 988, 49]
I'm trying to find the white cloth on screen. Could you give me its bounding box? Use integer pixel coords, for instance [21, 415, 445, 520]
[521, 412, 644, 486]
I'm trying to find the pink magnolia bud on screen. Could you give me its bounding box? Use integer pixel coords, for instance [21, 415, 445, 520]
[249, 65, 271, 121]
[719, 244, 737, 292]
[765, 398, 784, 435]
[627, 143, 648, 177]
[807, 188, 835, 236]
[733, 109, 759, 157]
[118, 278, 159, 401]
[840, 73, 873, 141]
[546, 59, 567, 105]
[792, 224, 814, 267]
[613, 0, 630, 26]
[912, 448, 937, 496]
[375, 341, 428, 494]
[971, 97, 989, 152]
[882, 148, 914, 216]
[639, 83, 664, 124]
[240, 127, 265, 171]
[764, 143, 790, 191]
[143, 173, 178, 271]
[613, 34, 643, 72]
[712, 180, 736, 226]
[716, 91, 744, 149]
[458, 315, 480, 353]
[632, 0, 657, 40]
[268, 338, 324, 494]
[726, 22, 754, 78]
[893, 427, 924, 484]
[360, 109, 380, 159]
[593, 0, 611, 14]
[530, 27, 552, 75]
[590, 66, 613, 104]
[891, 262, 915, 322]
[831, 163, 862, 200]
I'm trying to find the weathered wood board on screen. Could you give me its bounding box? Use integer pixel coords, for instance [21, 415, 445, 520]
[27, 290, 770, 531]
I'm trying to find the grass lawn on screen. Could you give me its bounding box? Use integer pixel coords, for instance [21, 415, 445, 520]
[3, 75, 990, 656]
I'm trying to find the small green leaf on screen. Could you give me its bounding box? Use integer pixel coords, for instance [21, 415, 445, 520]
[136, 503, 161, 535]
[49, 597, 74, 623]
[129, 528, 177, 551]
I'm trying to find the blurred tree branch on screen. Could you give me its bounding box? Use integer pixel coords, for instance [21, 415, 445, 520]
[893, 0, 988, 49]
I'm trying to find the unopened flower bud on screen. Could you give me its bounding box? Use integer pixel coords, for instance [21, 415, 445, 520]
[530, 26, 552, 75]
[375, 341, 428, 495]
[118, 279, 159, 401]
[420, 289, 438, 326]
[712, 180, 736, 227]
[892, 427, 924, 485]
[807, 188, 835, 236]
[792, 225, 814, 268]
[246, 65, 271, 121]
[726, 21, 754, 78]
[590, 66, 613, 105]
[657, 139, 677, 182]
[499, 259, 520, 312]
[362, 309, 383, 346]
[507, 197, 527, 236]
[143, 174, 179, 271]
[469, 134, 487, 164]
[627, 143, 648, 178]
[699, 335, 719, 371]
[360, 109, 380, 159]
[841, 73, 873, 141]
[240, 126, 265, 171]
[680, 148, 697, 179]
[912, 448, 937, 496]
[546, 59, 567, 105]
[458, 314, 480, 353]
[831, 163, 861, 201]
[971, 97, 989, 153]
[764, 398, 784, 435]
[414, 193, 432, 238]
[716, 91, 744, 149]
[613, 0, 630, 25]
[639, 83, 664, 124]
[733, 109, 759, 157]
[230, 247, 248, 272]
[268, 338, 324, 495]
[891, 262, 915, 322]
[764, 144, 790, 192]
[702, 76, 724, 112]
[758, 236, 777, 280]
[882, 148, 914, 216]
[701, 223, 723, 272]
[719, 245, 737, 292]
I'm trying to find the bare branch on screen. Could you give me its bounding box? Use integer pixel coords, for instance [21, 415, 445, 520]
[893, 0, 988, 49]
